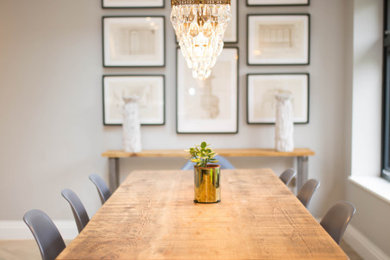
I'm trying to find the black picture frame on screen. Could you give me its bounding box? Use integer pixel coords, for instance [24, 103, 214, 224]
[102, 0, 165, 9]
[176, 47, 239, 134]
[102, 16, 166, 67]
[246, 14, 310, 66]
[102, 74, 166, 126]
[246, 0, 310, 6]
[246, 73, 310, 125]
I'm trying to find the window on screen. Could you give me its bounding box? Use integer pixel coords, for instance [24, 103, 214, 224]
[382, 0, 390, 181]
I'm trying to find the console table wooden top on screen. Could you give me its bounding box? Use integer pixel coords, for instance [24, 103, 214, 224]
[102, 148, 315, 158]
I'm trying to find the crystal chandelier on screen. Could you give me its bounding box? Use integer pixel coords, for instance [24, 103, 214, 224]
[171, 0, 231, 80]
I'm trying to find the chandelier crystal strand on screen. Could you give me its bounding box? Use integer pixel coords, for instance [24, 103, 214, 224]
[171, 0, 231, 80]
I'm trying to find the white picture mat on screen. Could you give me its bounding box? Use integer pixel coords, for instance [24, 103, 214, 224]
[248, 15, 309, 64]
[224, 0, 237, 42]
[177, 48, 238, 133]
[103, 17, 164, 66]
[248, 0, 308, 5]
[104, 76, 164, 124]
[103, 0, 164, 7]
[247, 74, 308, 123]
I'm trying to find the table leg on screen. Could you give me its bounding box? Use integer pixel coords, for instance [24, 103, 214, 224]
[297, 156, 309, 191]
[108, 158, 120, 193]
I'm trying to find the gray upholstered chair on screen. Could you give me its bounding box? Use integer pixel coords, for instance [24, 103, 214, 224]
[89, 174, 111, 205]
[61, 189, 89, 233]
[181, 155, 235, 170]
[23, 209, 66, 260]
[320, 201, 356, 244]
[279, 168, 296, 186]
[297, 179, 320, 208]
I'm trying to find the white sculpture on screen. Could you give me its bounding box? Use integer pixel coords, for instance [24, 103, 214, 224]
[275, 92, 294, 152]
[122, 96, 142, 153]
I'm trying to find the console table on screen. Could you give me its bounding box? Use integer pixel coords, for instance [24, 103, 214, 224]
[102, 148, 315, 192]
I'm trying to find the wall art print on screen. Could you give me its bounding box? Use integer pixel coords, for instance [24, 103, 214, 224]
[103, 16, 165, 67]
[103, 75, 165, 125]
[247, 73, 309, 124]
[177, 48, 239, 134]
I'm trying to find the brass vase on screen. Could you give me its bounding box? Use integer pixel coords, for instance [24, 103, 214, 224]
[194, 165, 221, 203]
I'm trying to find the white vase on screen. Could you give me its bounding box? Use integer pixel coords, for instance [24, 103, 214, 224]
[275, 92, 294, 152]
[122, 96, 142, 153]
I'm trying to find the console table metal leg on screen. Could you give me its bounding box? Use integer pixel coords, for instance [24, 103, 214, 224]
[297, 156, 309, 191]
[108, 158, 120, 193]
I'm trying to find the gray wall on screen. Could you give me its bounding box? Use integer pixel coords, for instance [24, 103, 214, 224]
[0, 0, 349, 221]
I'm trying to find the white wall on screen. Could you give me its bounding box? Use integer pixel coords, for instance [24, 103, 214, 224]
[0, 0, 349, 225]
[347, 183, 390, 258]
[345, 0, 390, 257]
[351, 0, 383, 177]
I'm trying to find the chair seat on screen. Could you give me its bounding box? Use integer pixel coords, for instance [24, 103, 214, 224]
[89, 174, 112, 205]
[320, 201, 356, 244]
[297, 179, 320, 208]
[23, 209, 66, 260]
[61, 189, 89, 233]
[279, 168, 296, 186]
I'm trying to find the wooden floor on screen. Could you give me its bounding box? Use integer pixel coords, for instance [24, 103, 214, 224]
[0, 240, 41, 260]
[0, 240, 362, 260]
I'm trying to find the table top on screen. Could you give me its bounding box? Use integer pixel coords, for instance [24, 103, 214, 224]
[102, 148, 315, 158]
[57, 169, 346, 260]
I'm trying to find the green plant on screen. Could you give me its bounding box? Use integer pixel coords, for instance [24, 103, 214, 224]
[187, 141, 218, 168]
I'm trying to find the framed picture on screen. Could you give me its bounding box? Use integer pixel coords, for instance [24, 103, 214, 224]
[103, 16, 165, 67]
[174, 0, 237, 44]
[247, 73, 309, 124]
[102, 0, 164, 8]
[247, 14, 310, 65]
[176, 47, 239, 134]
[103, 75, 165, 125]
[247, 0, 309, 6]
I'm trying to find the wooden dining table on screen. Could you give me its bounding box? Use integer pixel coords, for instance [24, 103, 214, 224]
[57, 169, 348, 260]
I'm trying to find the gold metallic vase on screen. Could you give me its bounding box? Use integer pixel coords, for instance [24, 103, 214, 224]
[194, 165, 221, 203]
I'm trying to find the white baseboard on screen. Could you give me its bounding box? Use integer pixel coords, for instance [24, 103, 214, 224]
[344, 225, 390, 260]
[0, 220, 77, 240]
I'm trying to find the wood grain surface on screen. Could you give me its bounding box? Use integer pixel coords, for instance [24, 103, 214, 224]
[57, 169, 346, 260]
[102, 148, 315, 158]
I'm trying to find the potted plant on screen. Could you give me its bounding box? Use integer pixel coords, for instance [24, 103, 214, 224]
[188, 142, 221, 203]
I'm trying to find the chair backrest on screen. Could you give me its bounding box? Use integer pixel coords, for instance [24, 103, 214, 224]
[61, 189, 89, 233]
[297, 179, 320, 208]
[320, 201, 356, 244]
[181, 155, 235, 170]
[23, 209, 66, 260]
[279, 168, 296, 185]
[89, 174, 111, 204]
